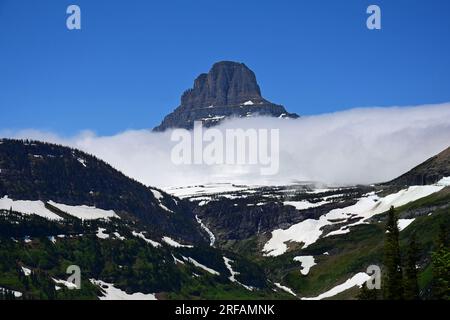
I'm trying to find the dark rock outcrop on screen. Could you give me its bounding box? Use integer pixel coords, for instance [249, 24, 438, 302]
[153, 61, 299, 131]
[386, 146, 450, 186]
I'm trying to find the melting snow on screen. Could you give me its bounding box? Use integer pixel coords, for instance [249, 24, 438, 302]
[284, 200, 328, 211]
[293, 256, 316, 275]
[195, 215, 216, 246]
[0, 287, 23, 298]
[151, 189, 174, 213]
[182, 256, 220, 275]
[21, 266, 32, 276]
[151, 189, 163, 201]
[172, 255, 185, 265]
[162, 236, 193, 248]
[302, 272, 370, 300]
[48, 201, 119, 221]
[164, 183, 255, 199]
[201, 115, 226, 121]
[264, 185, 444, 256]
[90, 279, 157, 300]
[53, 278, 78, 290]
[437, 176, 450, 186]
[132, 231, 161, 247]
[77, 158, 87, 167]
[398, 218, 415, 231]
[243, 100, 254, 106]
[0, 196, 62, 220]
[113, 232, 125, 240]
[223, 257, 254, 291]
[96, 228, 109, 239]
[274, 283, 297, 297]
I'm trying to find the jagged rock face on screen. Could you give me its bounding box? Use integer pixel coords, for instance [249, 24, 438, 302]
[153, 61, 299, 131]
[182, 61, 264, 109]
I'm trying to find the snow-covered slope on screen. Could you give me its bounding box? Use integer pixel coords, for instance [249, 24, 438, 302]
[263, 185, 444, 256]
[0, 196, 119, 221]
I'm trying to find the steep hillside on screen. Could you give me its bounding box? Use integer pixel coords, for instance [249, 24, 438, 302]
[0, 210, 289, 300]
[387, 146, 450, 186]
[0, 139, 201, 242]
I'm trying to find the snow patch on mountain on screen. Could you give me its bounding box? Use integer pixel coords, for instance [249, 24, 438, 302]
[96, 228, 109, 239]
[21, 266, 31, 276]
[284, 200, 328, 211]
[48, 201, 119, 220]
[90, 279, 157, 300]
[263, 185, 444, 256]
[274, 283, 297, 297]
[302, 273, 370, 300]
[150, 189, 174, 213]
[0, 287, 23, 298]
[162, 236, 193, 248]
[53, 278, 78, 290]
[0, 196, 62, 221]
[293, 256, 316, 275]
[195, 215, 216, 246]
[398, 218, 416, 231]
[182, 256, 220, 275]
[164, 183, 257, 199]
[437, 176, 450, 186]
[132, 231, 161, 247]
[223, 257, 254, 291]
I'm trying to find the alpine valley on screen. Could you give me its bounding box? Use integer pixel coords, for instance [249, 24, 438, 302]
[0, 62, 449, 300]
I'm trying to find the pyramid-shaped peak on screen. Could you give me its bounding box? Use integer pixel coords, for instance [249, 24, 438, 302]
[183, 61, 264, 110]
[153, 61, 299, 131]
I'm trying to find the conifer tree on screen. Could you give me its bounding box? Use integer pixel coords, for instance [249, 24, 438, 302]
[404, 233, 419, 300]
[358, 282, 379, 300]
[432, 224, 450, 300]
[383, 206, 403, 300]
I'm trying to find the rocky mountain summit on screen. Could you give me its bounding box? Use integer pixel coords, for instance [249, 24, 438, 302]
[153, 61, 299, 131]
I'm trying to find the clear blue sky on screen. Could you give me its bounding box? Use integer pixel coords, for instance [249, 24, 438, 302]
[1, 0, 449, 135]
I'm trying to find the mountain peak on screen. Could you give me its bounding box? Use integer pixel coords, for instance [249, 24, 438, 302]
[153, 61, 299, 131]
[181, 61, 263, 109]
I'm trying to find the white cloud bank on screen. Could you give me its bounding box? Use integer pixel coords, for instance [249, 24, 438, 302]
[2, 103, 450, 188]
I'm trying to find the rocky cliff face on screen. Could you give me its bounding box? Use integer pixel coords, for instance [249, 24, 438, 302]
[387, 146, 450, 186]
[153, 61, 299, 131]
